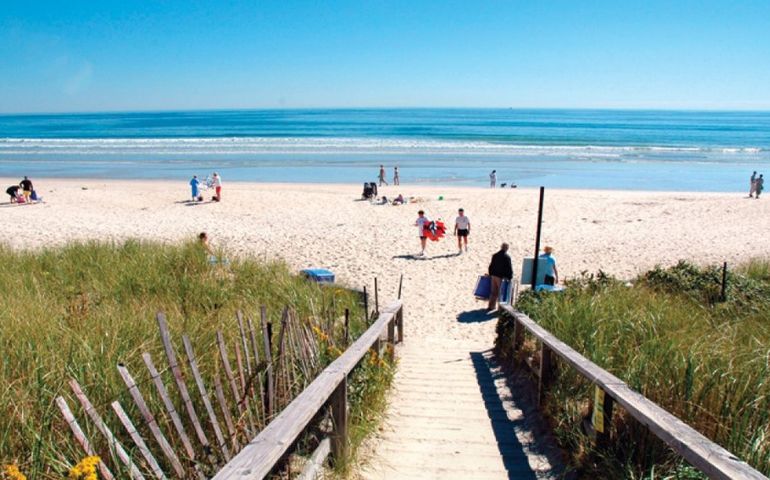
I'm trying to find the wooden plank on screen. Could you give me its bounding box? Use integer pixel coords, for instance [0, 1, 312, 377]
[538, 343, 552, 406]
[330, 376, 348, 465]
[499, 306, 767, 480]
[117, 364, 186, 478]
[214, 373, 239, 449]
[68, 379, 146, 480]
[111, 401, 167, 480]
[236, 311, 253, 377]
[297, 438, 331, 480]
[211, 300, 402, 480]
[156, 313, 211, 453]
[261, 306, 275, 418]
[55, 396, 115, 480]
[217, 331, 256, 436]
[246, 313, 267, 425]
[396, 306, 404, 343]
[141, 353, 197, 462]
[183, 334, 232, 461]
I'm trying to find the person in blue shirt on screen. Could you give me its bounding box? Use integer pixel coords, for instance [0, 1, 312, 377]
[540, 246, 559, 285]
[190, 175, 200, 201]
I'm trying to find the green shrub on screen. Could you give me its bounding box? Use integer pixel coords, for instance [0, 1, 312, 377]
[497, 261, 770, 478]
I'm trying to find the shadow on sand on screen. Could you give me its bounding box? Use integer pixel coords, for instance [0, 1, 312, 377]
[392, 252, 462, 261]
[457, 308, 496, 323]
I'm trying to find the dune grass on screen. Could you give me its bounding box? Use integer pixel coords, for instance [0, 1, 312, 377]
[0, 241, 378, 478]
[495, 260, 770, 479]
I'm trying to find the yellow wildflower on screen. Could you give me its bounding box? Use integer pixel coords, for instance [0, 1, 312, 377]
[3, 464, 27, 480]
[68, 456, 100, 480]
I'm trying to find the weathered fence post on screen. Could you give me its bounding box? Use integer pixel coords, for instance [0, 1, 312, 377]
[592, 386, 614, 449]
[330, 376, 349, 464]
[344, 308, 350, 345]
[374, 277, 379, 314]
[398, 274, 403, 300]
[513, 316, 524, 352]
[396, 306, 404, 343]
[538, 343, 553, 406]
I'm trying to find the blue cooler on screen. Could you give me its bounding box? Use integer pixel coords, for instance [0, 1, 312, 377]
[301, 268, 335, 283]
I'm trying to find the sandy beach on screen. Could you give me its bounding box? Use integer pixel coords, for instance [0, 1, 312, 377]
[4, 177, 770, 477]
[3, 177, 770, 342]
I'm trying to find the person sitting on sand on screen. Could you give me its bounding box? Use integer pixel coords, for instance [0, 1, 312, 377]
[190, 175, 200, 202]
[199, 232, 214, 255]
[199, 232, 230, 266]
[6, 185, 20, 203]
[392, 194, 405, 205]
[539, 246, 559, 285]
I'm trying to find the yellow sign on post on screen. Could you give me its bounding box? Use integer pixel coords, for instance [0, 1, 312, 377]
[592, 386, 605, 433]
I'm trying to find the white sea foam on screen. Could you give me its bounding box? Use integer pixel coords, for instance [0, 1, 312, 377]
[0, 137, 765, 158]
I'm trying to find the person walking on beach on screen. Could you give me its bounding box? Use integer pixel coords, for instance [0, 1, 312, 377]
[749, 171, 758, 198]
[539, 246, 559, 285]
[212, 172, 222, 201]
[393, 166, 400, 185]
[379, 165, 389, 186]
[489, 170, 497, 188]
[415, 209, 431, 256]
[190, 175, 200, 202]
[454, 208, 471, 253]
[755, 174, 764, 199]
[20, 176, 33, 203]
[488, 243, 513, 311]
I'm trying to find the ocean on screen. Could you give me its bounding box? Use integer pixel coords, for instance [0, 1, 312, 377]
[1, 108, 769, 191]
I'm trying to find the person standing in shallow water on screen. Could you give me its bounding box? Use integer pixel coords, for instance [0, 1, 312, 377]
[393, 166, 400, 185]
[489, 170, 496, 188]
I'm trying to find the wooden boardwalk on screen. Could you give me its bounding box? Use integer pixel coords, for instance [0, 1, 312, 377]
[360, 336, 566, 480]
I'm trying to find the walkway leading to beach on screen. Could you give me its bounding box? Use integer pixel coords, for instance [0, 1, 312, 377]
[359, 259, 566, 479]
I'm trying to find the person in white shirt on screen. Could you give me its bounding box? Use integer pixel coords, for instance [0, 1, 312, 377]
[454, 208, 471, 253]
[212, 172, 222, 201]
[414, 210, 430, 256]
[489, 170, 496, 188]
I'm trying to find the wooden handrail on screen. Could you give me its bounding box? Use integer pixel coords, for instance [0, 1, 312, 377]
[499, 305, 767, 480]
[213, 300, 404, 479]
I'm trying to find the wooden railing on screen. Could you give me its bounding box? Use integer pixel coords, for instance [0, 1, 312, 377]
[212, 300, 404, 479]
[499, 305, 767, 480]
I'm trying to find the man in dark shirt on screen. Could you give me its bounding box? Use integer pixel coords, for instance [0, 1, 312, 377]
[488, 243, 513, 311]
[6, 185, 20, 203]
[20, 176, 33, 203]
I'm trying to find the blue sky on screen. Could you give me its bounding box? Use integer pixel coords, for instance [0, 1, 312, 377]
[1, 0, 769, 113]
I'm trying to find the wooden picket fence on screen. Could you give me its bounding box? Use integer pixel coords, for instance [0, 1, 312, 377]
[54, 297, 388, 479]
